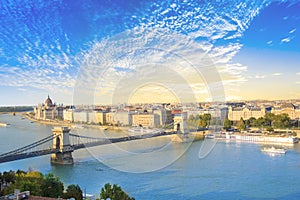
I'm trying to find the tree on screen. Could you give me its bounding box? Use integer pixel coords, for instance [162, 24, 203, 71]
[3, 170, 16, 186]
[223, 118, 232, 130]
[100, 183, 135, 200]
[272, 113, 291, 129]
[63, 184, 83, 200]
[237, 117, 246, 131]
[41, 173, 64, 198]
[202, 114, 211, 127]
[264, 113, 275, 127]
[246, 117, 257, 127]
[188, 115, 195, 121]
[0, 172, 3, 193]
[198, 118, 207, 128]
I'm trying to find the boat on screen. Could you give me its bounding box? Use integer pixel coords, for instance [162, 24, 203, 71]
[205, 133, 215, 139]
[261, 146, 286, 154]
[0, 122, 8, 127]
[235, 134, 299, 144]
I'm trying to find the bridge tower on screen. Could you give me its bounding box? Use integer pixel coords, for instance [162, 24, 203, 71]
[173, 112, 188, 134]
[51, 126, 74, 165]
[172, 112, 190, 142]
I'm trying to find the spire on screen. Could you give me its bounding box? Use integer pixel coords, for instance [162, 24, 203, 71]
[45, 94, 53, 107]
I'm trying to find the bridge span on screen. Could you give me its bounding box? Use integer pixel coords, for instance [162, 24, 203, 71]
[0, 113, 203, 164]
[0, 126, 176, 164]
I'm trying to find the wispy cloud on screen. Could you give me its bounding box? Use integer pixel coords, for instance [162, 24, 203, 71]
[281, 37, 291, 43]
[272, 73, 282, 76]
[289, 28, 296, 34]
[0, 0, 271, 104]
[296, 72, 300, 75]
[254, 75, 266, 79]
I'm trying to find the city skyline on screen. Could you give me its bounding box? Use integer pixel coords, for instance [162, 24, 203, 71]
[0, 0, 300, 106]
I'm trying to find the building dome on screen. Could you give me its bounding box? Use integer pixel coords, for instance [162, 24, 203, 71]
[45, 95, 53, 107]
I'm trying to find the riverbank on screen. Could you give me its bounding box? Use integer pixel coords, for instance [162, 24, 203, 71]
[22, 113, 131, 132]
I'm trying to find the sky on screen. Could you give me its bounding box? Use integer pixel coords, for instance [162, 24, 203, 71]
[0, 0, 299, 106]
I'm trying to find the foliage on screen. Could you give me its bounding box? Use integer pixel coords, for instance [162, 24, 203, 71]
[224, 113, 294, 131]
[243, 113, 292, 129]
[0, 170, 83, 199]
[41, 173, 64, 198]
[63, 184, 83, 200]
[0, 106, 33, 112]
[186, 114, 211, 130]
[236, 117, 246, 131]
[100, 183, 135, 200]
[2, 170, 16, 185]
[223, 118, 232, 130]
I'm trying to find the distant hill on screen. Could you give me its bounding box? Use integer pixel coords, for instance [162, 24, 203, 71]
[0, 106, 34, 112]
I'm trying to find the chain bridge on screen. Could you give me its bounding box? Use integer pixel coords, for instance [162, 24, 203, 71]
[0, 126, 177, 165]
[0, 113, 199, 164]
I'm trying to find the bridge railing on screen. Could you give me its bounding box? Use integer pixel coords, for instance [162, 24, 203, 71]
[0, 134, 57, 159]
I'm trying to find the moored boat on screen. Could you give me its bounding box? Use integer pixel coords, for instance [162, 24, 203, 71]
[205, 133, 215, 139]
[0, 122, 8, 127]
[261, 146, 286, 154]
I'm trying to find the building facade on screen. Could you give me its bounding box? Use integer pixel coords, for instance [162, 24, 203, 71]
[271, 103, 300, 119]
[34, 95, 64, 120]
[228, 106, 266, 121]
[131, 113, 160, 128]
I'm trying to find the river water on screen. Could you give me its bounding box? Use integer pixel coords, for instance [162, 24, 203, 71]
[1, 114, 300, 199]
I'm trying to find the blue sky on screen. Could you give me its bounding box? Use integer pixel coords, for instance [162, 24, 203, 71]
[0, 0, 299, 106]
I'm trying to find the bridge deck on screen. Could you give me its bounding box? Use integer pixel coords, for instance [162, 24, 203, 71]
[0, 131, 175, 164]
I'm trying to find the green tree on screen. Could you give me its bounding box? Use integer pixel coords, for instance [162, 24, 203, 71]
[223, 118, 232, 130]
[3, 170, 16, 186]
[237, 117, 246, 131]
[264, 113, 275, 126]
[202, 114, 211, 127]
[246, 117, 257, 127]
[63, 184, 83, 200]
[100, 183, 135, 200]
[5, 171, 44, 196]
[188, 115, 195, 121]
[0, 172, 3, 195]
[272, 113, 291, 129]
[256, 117, 265, 127]
[198, 118, 207, 128]
[41, 173, 64, 198]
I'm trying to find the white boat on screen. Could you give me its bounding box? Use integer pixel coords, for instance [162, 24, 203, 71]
[128, 127, 162, 135]
[0, 122, 8, 127]
[205, 133, 215, 139]
[235, 134, 299, 144]
[261, 146, 286, 154]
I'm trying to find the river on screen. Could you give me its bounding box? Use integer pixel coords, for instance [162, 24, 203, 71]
[1, 114, 300, 199]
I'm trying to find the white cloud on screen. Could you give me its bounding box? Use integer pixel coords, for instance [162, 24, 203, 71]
[267, 40, 272, 45]
[272, 73, 282, 76]
[289, 28, 296, 34]
[254, 75, 266, 79]
[296, 72, 300, 75]
[0, 0, 271, 104]
[281, 37, 291, 43]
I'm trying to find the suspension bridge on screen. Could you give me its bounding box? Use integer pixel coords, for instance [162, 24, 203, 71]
[0, 113, 203, 165]
[0, 126, 178, 165]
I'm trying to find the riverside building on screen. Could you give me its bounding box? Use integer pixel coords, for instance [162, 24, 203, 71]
[34, 95, 64, 120]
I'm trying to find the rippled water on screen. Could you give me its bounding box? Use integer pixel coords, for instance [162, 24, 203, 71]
[1, 114, 300, 199]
